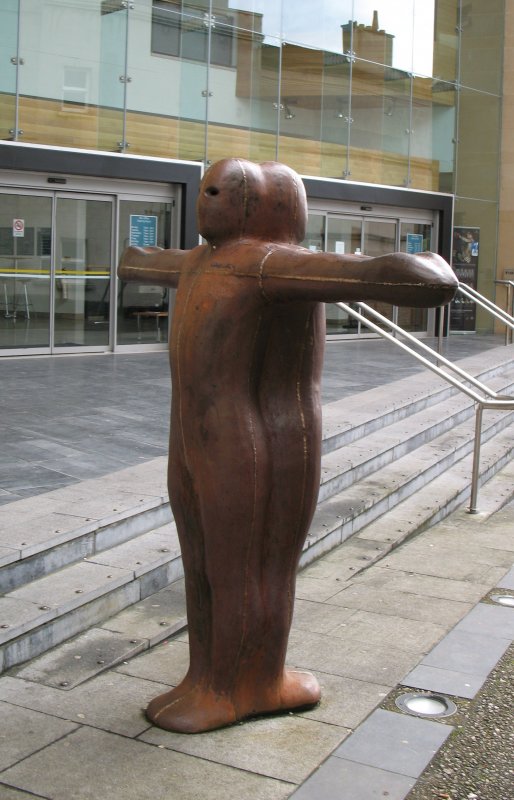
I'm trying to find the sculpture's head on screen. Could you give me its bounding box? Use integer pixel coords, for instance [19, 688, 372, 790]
[196, 158, 307, 247]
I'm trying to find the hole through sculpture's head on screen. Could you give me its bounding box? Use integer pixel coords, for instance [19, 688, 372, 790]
[196, 158, 308, 247]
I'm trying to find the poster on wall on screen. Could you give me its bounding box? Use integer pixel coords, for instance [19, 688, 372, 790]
[450, 226, 479, 332]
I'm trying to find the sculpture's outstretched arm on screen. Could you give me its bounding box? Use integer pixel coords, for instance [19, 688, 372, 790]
[118, 246, 187, 288]
[262, 248, 457, 308]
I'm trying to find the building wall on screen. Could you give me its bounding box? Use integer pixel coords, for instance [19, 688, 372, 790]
[0, 0, 508, 333]
[498, 0, 514, 310]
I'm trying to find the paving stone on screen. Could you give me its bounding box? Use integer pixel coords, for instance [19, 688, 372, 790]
[286, 628, 418, 686]
[101, 582, 187, 646]
[289, 756, 415, 800]
[292, 599, 356, 635]
[9, 561, 133, 613]
[378, 541, 511, 582]
[295, 574, 345, 603]
[0, 512, 96, 557]
[328, 583, 472, 628]
[497, 565, 514, 589]
[0, 700, 78, 770]
[351, 567, 491, 603]
[0, 597, 56, 645]
[0, 726, 292, 800]
[86, 527, 179, 577]
[421, 629, 511, 676]
[140, 712, 348, 784]
[333, 708, 453, 778]
[324, 610, 447, 654]
[0, 785, 44, 799]
[453, 600, 514, 639]
[115, 640, 189, 686]
[401, 664, 485, 699]
[0, 672, 168, 738]
[297, 673, 390, 729]
[15, 628, 146, 690]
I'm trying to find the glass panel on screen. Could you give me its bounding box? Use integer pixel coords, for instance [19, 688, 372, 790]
[16, 0, 126, 151]
[0, 193, 52, 350]
[399, 221, 431, 331]
[117, 200, 172, 345]
[54, 198, 112, 348]
[320, 51, 352, 179]
[281, 0, 352, 52]
[424, 0, 458, 83]
[229, 0, 282, 40]
[349, 60, 411, 186]
[0, 0, 18, 141]
[361, 218, 396, 326]
[459, 0, 504, 94]
[302, 212, 325, 253]
[411, 76, 456, 192]
[278, 43, 323, 173]
[456, 89, 501, 203]
[207, 25, 280, 164]
[351, 1, 414, 73]
[325, 215, 362, 336]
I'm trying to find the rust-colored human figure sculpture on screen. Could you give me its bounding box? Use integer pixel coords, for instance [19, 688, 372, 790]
[119, 158, 457, 734]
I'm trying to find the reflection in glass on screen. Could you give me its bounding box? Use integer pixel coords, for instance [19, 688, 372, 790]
[351, 1, 414, 73]
[427, 0, 458, 82]
[411, 76, 456, 192]
[13, 0, 127, 151]
[54, 198, 112, 348]
[456, 89, 501, 203]
[399, 221, 431, 331]
[117, 200, 172, 345]
[460, 0, 503, 94]
[320, 51, 352, 179]
[0, 0, 18, 141]
[349, 60, 411, 186]
[361, 218, 396, 327]
[281, 0, 352, 52]
[326, 216, 362, 336]
[0, 194, 52, 349]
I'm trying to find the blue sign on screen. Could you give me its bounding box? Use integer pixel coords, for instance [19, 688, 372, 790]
[129, 215, 158, 247]
[406, 233, 424, 254]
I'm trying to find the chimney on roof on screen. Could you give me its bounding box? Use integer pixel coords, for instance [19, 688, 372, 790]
[372, 10, 379, 31]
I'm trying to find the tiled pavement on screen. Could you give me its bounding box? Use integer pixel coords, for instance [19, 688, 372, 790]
[0, 334, 506, 505]
[0, 334, 512, 799]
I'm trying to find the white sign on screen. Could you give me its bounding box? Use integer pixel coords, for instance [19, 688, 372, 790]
[13, 218, 25, 237]
[335, 240, 345, 254]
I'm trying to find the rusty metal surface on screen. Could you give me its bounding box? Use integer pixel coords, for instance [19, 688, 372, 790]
[118, 158, 457, 733]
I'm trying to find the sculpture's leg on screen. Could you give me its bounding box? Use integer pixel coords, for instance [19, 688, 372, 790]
[146, 305, 324, 734]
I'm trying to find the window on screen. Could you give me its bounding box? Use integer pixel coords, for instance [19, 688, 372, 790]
[62, 66, 90, 111]
[151, 1, 235, 68]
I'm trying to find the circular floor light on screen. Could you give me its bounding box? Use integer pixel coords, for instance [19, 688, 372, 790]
[395, 692, 457, 718]
[491, 594, 514, 607]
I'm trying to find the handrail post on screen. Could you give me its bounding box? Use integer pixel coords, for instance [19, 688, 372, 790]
[505, 281, 514, 344]
[468, 403, 484, 514]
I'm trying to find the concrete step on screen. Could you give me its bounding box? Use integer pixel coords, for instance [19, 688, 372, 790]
[5, 455, 514, 691]
[1, 399, 512, 675]
[1, 345, 513, 673]
[2, 351, 513, 598]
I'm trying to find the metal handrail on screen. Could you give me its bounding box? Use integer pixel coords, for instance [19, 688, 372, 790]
[336, 300, 514, 513]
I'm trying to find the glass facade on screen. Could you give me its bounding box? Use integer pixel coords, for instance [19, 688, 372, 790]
[0, 0, 507, 330]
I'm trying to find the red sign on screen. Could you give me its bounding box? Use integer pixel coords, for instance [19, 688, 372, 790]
[13, 218, 25, 237]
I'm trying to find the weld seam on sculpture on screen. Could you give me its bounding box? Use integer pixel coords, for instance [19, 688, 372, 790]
[257, 247, 274, 303]
[118, 157, 457, 734]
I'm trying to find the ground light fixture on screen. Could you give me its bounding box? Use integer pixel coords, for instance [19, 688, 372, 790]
[395, 692, 457, 718]
[490, 594, 514, 607]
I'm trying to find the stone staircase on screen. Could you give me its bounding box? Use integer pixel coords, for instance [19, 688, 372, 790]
[1, 345, 514, 678]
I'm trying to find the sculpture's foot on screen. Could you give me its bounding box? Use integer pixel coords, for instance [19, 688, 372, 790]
[146, 684, 237, 734]
[145, 668, 320, 734]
